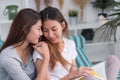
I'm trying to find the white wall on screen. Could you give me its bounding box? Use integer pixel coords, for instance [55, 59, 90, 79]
[27, 0, 98, 23]
[0, 0, 120, 61]
[0, 0, 99, 22]
[0, 0, 99, 41]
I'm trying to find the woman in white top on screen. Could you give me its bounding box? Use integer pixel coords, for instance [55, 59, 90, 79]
[33, 6, 120, 80]
[33, 6, 93, 80]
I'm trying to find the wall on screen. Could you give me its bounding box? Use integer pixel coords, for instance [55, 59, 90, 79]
[1, 0, 120, 61]
[0, 0, 99, 41]
[27, 0, 99, 23]
[0, 0, 99, 23]
[27, 0, 120, 60]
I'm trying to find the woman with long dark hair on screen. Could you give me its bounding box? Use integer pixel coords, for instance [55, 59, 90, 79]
[0, 8, 50, 80]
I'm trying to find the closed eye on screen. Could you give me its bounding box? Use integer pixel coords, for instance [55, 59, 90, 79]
[38, 27, 41, 30]
[51, 26, 57, 31]
[43, 28, 48, 32]
[52, 28, 57, 31]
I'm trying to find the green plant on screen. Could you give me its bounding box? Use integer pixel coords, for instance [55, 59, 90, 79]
[68, 9, 78, 17]
[95, 1, 120, 42]
[91, 0, 114, 15]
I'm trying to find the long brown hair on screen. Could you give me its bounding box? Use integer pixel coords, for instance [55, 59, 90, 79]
[0, 8, 41, 53]
[40, 6, 69, 70]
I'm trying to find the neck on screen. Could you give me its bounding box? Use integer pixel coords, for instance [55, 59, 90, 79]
[14, 41, 31, 64]
[57, 39, 64, 53]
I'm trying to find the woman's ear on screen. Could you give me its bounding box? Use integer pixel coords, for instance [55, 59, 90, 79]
[23, 26, 28, 34]
[61, 21, 65, 30]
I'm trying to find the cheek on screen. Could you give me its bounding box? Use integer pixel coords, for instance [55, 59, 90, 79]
[27, 32, 39, 44]
[29, 36, 39, 44]
[43, 32, 48, 37]
[32, 39, 39, 44]
[56, 29, 63, 36]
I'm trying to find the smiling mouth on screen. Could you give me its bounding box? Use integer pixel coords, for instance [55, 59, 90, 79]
[49, 38, 55, 42]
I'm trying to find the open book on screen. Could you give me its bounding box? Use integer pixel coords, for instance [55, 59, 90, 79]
[79, 61, 107, 80]
[91, 61, 107, 80]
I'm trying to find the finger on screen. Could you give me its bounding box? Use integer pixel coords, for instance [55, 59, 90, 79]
[37, 41, 47, 46]
[83, 73, 89, 76]
[82, 67, 93, 72]
[82, 71, 92, 76]
[33, 45, 40, 51]
[83, 67, 93, 70]
[32, 45, 37, 49]
[78, 67, 92, 73]
[36, 42, 43, 47]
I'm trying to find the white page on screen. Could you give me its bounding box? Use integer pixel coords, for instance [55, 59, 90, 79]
[77, 61, 107, 80]
[91, 61, 107, 80]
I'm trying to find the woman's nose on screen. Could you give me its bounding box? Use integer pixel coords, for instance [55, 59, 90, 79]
[48, 31, 53, 37]
[40, 30, 43, 36]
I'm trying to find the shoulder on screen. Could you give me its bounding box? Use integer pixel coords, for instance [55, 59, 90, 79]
[63, 37, 75, 46]
[0, 46, 16, 59]
[63, 37, 76, 51]
[0, 46, 19, 67]
[63, 38, 77, 60]
[63, 37, 75, 44]
[0, 46, 14, 57]
[33, 50, 43, 62]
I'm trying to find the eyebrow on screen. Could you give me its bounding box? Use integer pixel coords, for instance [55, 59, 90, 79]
[43, 25, 57, 29]
[51, 26, 57, 28]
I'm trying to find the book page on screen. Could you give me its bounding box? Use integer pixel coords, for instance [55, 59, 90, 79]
[91, 61, 107, 80]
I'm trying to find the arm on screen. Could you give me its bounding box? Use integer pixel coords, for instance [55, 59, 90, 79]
[33, 41, 50, 80]
[60, 59, 77, 80]
[35, 58, 50, 80]
[2, 54, 49, 80]
[69, 59, 77, 73]
[1, 57, 31, 80]
[60, 42, 92, 80]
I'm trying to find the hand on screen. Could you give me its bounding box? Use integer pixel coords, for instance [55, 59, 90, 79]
[69, 64, 76, 73]
[33, 41, 50, 60]
[69, 67, 93, 79]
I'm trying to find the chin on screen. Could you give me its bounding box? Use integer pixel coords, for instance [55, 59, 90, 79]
[50, 41, 57, 44]
[31, 41, 39, 45]
[30, 43, 37, 45]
